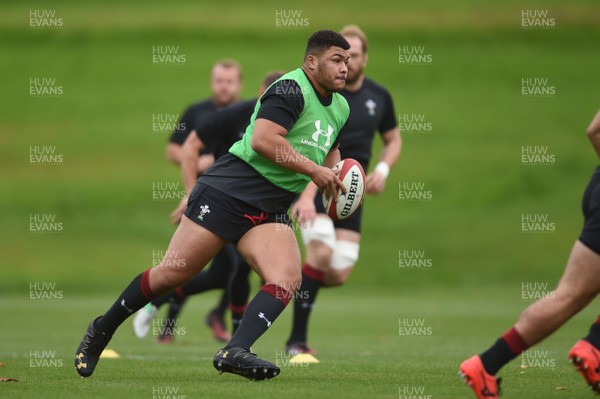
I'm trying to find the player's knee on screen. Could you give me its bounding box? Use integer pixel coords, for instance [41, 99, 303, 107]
[151, 267, 189, 294]
[324, 267, 353, 287]
[289, 269, 303, 290]
[271, 269, 302, 293]
[325, 240, 359, 286]
[302, 217, 335, 269]
[307, 241, 334, 269]
[558, 288, 595, 310]
[331, 240, 359, 270]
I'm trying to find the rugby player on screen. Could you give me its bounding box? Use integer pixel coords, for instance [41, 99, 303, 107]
[286, 25, 401, 355]
[134, 71, 285, 342]
[166, 59, 242, 166]
[74, 30, 350, 380]
[460, 109, 600, 398]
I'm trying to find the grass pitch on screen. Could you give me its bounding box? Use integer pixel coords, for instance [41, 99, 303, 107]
[2, 1, 600, 398]
[2, 288, 599, 399]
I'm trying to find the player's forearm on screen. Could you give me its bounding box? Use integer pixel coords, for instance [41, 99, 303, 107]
[587, 110, 600, 136]
[181, 149, 199, 194]
[379, 128, 402, 168]
[166, 143, 182, 166]
[587, 110, 600, 157]
[181, 132, 207, 194]
[299, 181, 319, 201]
[588, 134, 600, 159]
[251, 133, 318, 177]
[323, 147, 341, 168]
[299, 149, 339, 200]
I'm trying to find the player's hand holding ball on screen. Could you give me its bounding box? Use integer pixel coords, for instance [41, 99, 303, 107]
[309, 163, 347, 203]
[321, 158, 366, 221]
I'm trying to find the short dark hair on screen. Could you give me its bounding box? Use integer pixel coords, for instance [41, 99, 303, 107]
[304, 30, 350, 59]
[262, 70, 285, 88]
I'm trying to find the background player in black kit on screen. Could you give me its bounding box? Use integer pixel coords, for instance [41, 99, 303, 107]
[133, 71, 285, 341]
[166, 59, 243, 166]
[286, 25, 402, 355]
[157, 59, 243, 342]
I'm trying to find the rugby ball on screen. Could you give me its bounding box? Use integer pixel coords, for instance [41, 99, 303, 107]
[322, 158, 365, 221]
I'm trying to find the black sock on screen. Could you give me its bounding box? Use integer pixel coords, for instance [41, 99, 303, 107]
[230, 304, 247, 334]
[479, 328, 528, 375]
[584, 316, 600, 349]
[230, 260, 251, 307]
[203, 245, 237, 318]
[95, 269, 158, 335]
[479, 339, 516, 375]
[163, 289, 187, 329]
[226, 284, 292, 349]
[151, 292, 176, 308]
[229, 259, 251, 334]
[213, 290, 229, 317]
[287, 263, 324, 344]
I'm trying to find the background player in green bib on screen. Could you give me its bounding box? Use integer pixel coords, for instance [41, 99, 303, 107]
[74, 30, 350, 381]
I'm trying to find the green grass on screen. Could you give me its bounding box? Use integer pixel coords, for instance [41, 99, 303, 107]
[2, 9, 600, 292]
[2, 288, 600, 399]
[2, 1, 600, 398]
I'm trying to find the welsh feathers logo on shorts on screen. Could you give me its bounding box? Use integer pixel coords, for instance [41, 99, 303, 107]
[197, 205, 210, 221]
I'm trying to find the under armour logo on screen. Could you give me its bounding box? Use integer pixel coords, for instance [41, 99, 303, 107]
[120, 299, 133, 313]
[75, 353, 87, 369]
[258, 312, 272, 327]
[216, 349, 229, 358]
[312, 120, 334, 146]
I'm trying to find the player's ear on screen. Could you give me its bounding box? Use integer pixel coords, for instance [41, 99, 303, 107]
[305, 54, 318, 71]
[363, 53, 368, 68]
